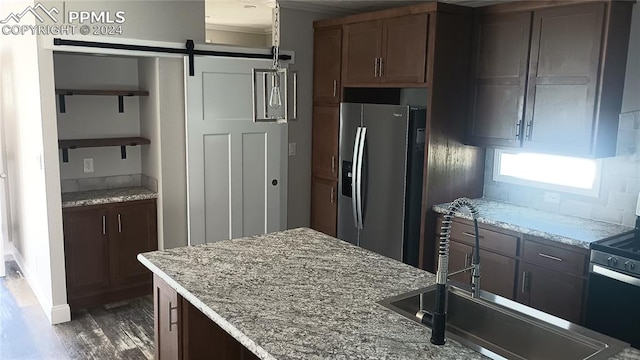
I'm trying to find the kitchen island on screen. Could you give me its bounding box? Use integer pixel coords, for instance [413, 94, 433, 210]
[138, 228, 640, 360]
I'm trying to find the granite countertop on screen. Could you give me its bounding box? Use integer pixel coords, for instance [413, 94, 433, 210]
[433, 198, 634, 249]
[61, 187, 157, 208]
[138, 228, 640, 360]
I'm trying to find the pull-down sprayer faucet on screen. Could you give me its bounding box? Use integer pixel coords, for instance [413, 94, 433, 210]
[430, 197, 481, 345]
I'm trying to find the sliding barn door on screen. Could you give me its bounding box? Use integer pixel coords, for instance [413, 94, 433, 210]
[185, 56, 287, 245]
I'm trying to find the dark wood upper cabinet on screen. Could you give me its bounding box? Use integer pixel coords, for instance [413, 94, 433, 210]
[380, 13, 428, 84]
[313, 28, 342, 105]
[523, 3, 605, 156]
[468, 2, 632, 157]
[342, 14, 428, 86]
[467, 12, 532, 147]
[312, 106, 339, 180]
[63, 207, 111, 297]
[342, 19, 382, 84]
[110, 200, 158, 286]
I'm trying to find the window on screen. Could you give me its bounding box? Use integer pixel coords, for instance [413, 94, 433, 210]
[493, 149, 601, 196]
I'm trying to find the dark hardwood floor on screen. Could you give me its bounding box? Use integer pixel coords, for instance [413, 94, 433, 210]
[1, 261, 154, 359]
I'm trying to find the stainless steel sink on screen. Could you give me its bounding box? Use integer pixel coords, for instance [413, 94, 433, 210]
[379, 284, 628, 360]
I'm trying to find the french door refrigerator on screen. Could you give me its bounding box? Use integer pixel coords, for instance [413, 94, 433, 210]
[337, 102, 426, 266]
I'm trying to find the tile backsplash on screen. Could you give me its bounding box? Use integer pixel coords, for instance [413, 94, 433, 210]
[60, 174, 158, 193]
[483, 111, 640, 228]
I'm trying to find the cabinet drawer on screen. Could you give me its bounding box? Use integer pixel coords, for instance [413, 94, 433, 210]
[523, 240, 586, 276]
[449, 220, 518, 257]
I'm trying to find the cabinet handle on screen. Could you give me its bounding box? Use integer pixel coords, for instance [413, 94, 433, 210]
[331, 155, 336, 174]
[374, 58, 379, 77]
[525, 121, 533, 140]
[515, 120, 522, 140]
[538, 253, 563, 262]
[521, 271, 528, 294]
[117, 213, 122, 233]
[465, 253, 471, 267]
[332, 80, 338, 98]
[462, 231, 483, 239]
[330, 186, 335, 204]
[102, 215, 106, 235]
[168, 301, 178, 331]
[379, 58, 384, 77]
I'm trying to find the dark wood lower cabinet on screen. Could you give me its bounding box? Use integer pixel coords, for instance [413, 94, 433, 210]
[436, 216, 587, 323]
[154, 274, 181, 360]
[63, 207, 111, 297]
[310, 177, 337, 237]
[478, 249, 517, 300]
[448, 240, 472, 285]
[518, 262, 585, 324]
[154, 276, 260, 360]
[63, 199, 157, 309]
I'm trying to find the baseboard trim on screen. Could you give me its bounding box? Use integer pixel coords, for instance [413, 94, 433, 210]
[50, 304, 71, 324]
[9, 243, 71, 325]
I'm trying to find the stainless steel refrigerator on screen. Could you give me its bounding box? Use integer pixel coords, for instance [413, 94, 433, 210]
[337, 103, 426, 266]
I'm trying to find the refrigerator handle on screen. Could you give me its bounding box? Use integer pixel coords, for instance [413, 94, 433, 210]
[355, 127, 366, 230]
[351, 127, 362, 229]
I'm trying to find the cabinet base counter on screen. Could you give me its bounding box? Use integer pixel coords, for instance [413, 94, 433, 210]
[138, 228, 639, 359]
[139, 228, 485, 360]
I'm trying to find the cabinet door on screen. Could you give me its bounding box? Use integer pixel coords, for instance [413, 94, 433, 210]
[312, 106, 339, 180]
[478, 249, 516, 300]
[448, 240, 473, 286]
[524, 3, 604, 156]
[467, 12, 531, 147]
[381, 14, 428, 84]
[342, 20, 382, 84]
[154, 275, 181, 360]
[518, 263, 585, 324]
[110, 200, 157, 286]
[310, 177, 337, 237]
[63, 207, 111, 297]
[314, 28, 342, 104]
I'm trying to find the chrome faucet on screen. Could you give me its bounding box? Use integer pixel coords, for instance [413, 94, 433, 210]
[430, 197, 481, 346]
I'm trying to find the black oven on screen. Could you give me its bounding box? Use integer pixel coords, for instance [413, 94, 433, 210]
[585, 247, 640, 348]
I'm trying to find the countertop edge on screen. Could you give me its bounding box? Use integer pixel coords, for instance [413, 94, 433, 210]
[432, 205, 593, 249]
[137, 254, 276, 360]
[62, 192, 158, 208]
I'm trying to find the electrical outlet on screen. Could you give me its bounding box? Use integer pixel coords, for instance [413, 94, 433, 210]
[288, 143, 296, 156]
[83, 158, 94, 173]
[544, 192, 560, 204]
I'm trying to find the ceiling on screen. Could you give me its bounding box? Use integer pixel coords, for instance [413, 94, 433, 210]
[205, 0, 514, 33]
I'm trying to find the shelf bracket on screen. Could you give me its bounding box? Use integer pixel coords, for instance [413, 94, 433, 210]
[118, 95, 124, 113]
[120, 145, 127, 159]
[62, 148, 69, 163]
[58, 94, 66, 113]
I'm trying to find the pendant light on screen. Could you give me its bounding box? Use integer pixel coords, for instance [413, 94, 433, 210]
[252, 1, 297, 123]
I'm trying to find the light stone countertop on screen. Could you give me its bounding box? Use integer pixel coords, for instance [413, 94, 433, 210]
[433, 198, 634, 249]
[138, 228, 640, 360]
[61, 187, 157, 208]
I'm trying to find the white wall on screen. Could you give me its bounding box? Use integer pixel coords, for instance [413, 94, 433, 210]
[279, 7, 340, 228]
[1, 0, 205, 324]
[137, 57, 188, 250]
[55, 53, 142, 180]
[45, 0, 205, 43]
[156, 58, 189, 249]
[0, 0, 70, 324]
[206, 28, 271, 48]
